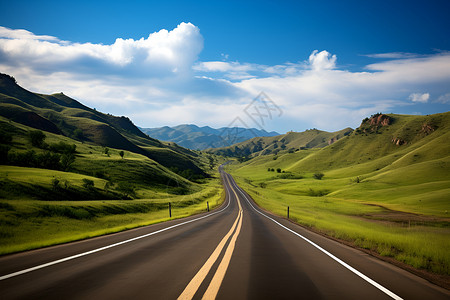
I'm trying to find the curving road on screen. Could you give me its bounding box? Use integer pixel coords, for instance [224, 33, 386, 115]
[0, 167, 448, 299]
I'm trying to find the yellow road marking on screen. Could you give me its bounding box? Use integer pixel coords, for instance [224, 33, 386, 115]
[177, 174, 243, 300]
[202, 210, 242, 299]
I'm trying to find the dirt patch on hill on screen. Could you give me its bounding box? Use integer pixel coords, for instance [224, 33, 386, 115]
[360, 203, 450, 227]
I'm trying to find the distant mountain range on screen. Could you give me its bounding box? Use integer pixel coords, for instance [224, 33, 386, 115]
[140, 124, 280, 150]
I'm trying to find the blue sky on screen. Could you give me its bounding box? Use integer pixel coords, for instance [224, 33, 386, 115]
[1, 0, 449, 133]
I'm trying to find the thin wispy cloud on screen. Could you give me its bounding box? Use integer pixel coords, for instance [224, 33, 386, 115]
[0, 23, 449, 132]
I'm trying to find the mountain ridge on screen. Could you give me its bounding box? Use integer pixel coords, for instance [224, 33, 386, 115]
[140, 124, 280, 150]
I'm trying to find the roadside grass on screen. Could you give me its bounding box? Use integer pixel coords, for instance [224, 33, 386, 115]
[231, 174, 450, 275]
[0, 178, 225, 255]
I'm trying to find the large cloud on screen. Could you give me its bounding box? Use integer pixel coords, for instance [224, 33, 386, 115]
[0, 23, 203, 77]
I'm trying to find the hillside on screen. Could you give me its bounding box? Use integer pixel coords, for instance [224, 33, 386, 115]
[140, 124, 279, 150]
[0, 73, 228, 255]
[227, 112, 450, 279]
[0, 73, 204, 175]
[209, 127, 353, 157]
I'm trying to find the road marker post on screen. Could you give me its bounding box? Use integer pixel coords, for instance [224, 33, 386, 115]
[287, 206, 289, 219]
[207, 201, 210, 212]
[169, 202, 172, 218]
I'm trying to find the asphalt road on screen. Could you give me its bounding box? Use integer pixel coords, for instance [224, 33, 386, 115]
[1, 167, 448, 299]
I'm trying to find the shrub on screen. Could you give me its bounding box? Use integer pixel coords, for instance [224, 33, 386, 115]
[82, 178, 95, 190]
[72, 128, 84, 140]
[276, 168, 281, 173]
[313, 172, 324, 180]
[29, 130, 46, 148]
[307, 188, 330, 197]
[37, 151, 61, 170]
[52, 178, 60, 190]
[117, 182, 136, 197]
[49, 142, 76, 154]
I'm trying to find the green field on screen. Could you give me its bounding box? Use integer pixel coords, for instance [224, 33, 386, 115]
[227, 112, 450, 277]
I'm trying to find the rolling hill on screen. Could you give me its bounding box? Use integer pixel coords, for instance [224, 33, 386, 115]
[209, 127, 353, 157]
[0, 73, 204, 175]
[140, 124, 279, 150]
[227, 112, 450, 279]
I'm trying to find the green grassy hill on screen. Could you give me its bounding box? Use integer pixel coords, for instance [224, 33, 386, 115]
[0, 73, 226, 254]
[0, 73, 204, 175]
[228, 112, 450, 280]
[209, 127, 353, 157]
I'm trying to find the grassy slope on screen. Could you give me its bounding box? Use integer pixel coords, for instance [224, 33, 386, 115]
[0, 179, 224, 254]
[228, 112, 450, 277]
[209, 127, 353, 157]
[0, 75, 227, 254]
[0, 74, 205, 174]
[0, 117, 226, 254]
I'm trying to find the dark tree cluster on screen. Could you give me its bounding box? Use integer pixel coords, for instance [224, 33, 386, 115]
[1, 130, 77, 171]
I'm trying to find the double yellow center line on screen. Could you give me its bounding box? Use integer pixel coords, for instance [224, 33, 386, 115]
[178, 175, 243, 300]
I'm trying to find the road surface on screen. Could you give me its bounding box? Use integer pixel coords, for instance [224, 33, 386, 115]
[1, 167, 448, 299]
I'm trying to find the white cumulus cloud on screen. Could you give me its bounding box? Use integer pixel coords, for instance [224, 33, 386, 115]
[0, 23, 203, 76]
[308, 50, 337, 71]
[409, 93, 430, 103]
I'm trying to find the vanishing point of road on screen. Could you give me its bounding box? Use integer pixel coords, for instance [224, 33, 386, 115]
[1, 166, 448, 299]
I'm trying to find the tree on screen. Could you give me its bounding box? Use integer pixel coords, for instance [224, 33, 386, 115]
[119, 150, 125, 159]
[61, 153, 75, 171]
[104, 147, 110, 157]
[276, 168, 282, 173]
[73, 128, 84, 140]
[29, 130, 46, 148]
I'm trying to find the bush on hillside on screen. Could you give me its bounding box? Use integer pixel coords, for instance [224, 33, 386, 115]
[82, 178, 95, 190]
[29, 130, 46, 148]
[313, 172, 325, 180]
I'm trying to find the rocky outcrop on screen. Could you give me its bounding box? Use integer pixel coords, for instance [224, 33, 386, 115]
[328, 137, 337, 145]
[368, 114, 391, 127]
[356, 113, 392, 135]
[420, 123, 435, 136]
[391, 137, 407, 146]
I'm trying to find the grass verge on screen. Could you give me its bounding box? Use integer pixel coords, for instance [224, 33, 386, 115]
[228, 169, 450, 280]
[0, 179, 225, 255]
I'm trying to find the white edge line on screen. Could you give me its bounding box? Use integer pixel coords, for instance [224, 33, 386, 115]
[0, 171, 232, 281]
[227, 173, 403, 300]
